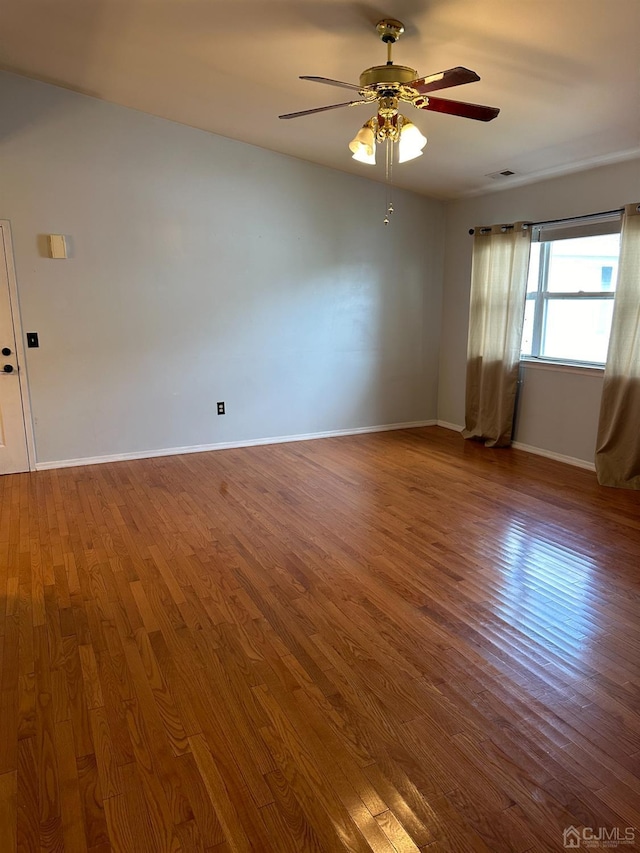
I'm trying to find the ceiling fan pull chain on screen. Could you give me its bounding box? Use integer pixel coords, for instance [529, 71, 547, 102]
[384, 139, 390, 224]
[384, 138, 395, 225]
[389, 140, 394, 216]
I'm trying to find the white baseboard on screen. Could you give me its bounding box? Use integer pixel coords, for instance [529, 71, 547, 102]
[512, 441, 596, 472]
[436, 421, 595, 472]
[34, 419, 438, 471]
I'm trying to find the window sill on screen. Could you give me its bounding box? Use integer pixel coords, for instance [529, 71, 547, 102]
[519, 357, 605, 376]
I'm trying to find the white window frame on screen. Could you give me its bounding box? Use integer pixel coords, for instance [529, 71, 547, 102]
[521, 213, 621, 368]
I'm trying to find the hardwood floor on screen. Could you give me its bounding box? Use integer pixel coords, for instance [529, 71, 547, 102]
[1, 425, 639, 852]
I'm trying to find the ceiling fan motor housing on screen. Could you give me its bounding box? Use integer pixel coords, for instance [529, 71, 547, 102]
[359, 64, 418, 89]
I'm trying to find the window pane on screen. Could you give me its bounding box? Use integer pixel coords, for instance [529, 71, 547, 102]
[546, 233, 620, 293]
[542, 299, 613, 363]
[521, 297, 535, 356]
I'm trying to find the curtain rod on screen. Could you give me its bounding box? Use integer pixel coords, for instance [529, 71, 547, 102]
[468, 207, 625, 236]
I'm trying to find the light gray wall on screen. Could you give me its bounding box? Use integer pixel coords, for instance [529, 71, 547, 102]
[515, 364, 604, 462]
[0, 71, 444, 464]
[440, 158, 640, 464]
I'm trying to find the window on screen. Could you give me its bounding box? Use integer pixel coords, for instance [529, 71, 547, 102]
[520, 215, 621, 366]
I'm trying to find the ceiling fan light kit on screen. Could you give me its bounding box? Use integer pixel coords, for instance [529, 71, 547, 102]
[280, 18, 499, 221]
[349, 115, 427, 166]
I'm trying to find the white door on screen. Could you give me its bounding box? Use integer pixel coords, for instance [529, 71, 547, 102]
[0, 223, 31, 474]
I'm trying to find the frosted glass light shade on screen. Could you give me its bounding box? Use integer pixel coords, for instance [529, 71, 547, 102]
[349, 123, 376, 165]
[398, 121, 427, 163]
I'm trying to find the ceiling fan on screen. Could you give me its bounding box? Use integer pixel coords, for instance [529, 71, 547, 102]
[279, 19, 500, 171]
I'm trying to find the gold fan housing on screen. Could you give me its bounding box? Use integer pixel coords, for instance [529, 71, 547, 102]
[359, 64, 418, 88]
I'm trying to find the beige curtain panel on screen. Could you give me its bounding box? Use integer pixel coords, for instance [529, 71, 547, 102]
[595, 203, 640, 489]
[463, 223, 531, 447]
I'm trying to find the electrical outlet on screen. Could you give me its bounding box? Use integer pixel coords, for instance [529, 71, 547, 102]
[217, 401, 225, 415]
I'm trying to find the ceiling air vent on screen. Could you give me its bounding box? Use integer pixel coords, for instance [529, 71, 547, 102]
[486, 169, 518, 179]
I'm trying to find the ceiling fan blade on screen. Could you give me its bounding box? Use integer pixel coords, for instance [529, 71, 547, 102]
[419, 96, 500, 122]
[279, 100, 368, 120]
[410, 66, 480, 94]
[300, 76, 362, 92]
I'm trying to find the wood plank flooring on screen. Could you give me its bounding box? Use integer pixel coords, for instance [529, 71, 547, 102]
[1, 426, 639, 852]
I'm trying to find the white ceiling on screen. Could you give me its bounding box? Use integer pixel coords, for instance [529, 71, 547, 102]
[1, 0, 639, 199]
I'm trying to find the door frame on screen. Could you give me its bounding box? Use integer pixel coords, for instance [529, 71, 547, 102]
[1, 220, 37, 471]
